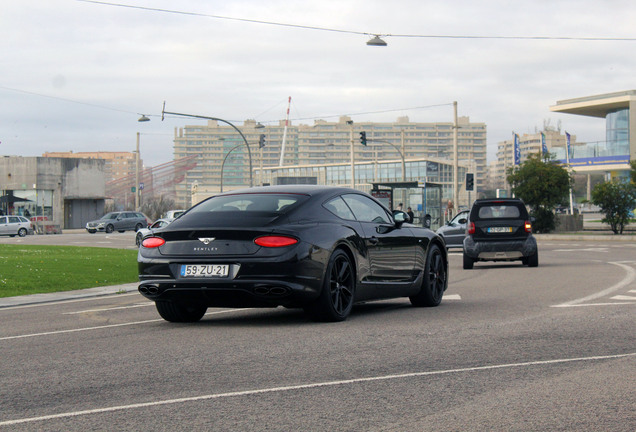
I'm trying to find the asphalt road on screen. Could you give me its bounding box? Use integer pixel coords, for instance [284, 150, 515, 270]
[0, 239, 635, 430]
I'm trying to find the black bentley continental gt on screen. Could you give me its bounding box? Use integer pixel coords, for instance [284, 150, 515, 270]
[138, 185, 448, 322]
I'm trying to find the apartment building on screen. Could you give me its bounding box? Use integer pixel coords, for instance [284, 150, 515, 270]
[173, 116, 486, 207]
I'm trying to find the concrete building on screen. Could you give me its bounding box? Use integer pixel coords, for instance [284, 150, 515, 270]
[0, 156, 107, 229]
[173, 115, 486, 208]
[42, 151, 142, 183]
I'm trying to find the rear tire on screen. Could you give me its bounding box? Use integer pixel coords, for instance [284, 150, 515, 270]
[105, 224, 114, 233]
[527, 251, 539, 267]
[18, 228, 27, 237]
[463, 253, 474, 269]
[410, 244, 446, 307]
[135, 223, 143, 231]
[305, 249, 355, 322]
[136, 232, 143, 246]
[155, 300, 207, 322]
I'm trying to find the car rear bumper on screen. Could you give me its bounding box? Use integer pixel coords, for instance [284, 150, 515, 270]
[137, 253, 325, 308]
[463, 235, 537, 261]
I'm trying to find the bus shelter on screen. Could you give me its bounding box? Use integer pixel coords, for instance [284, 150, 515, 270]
[371, 181, 443, 230]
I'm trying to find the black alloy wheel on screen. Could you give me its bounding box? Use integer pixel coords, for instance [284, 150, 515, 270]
[135, 223, 143, 231]
[306, 249, 355, 322]
[410, 244, 446, 307]
[105, 224, 114, 233]
[155, 300, 207, 322]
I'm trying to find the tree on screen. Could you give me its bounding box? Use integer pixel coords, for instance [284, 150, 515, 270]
[591, 180, 636, 234]
[140, 195, 177, 221]
[506, 152, 572, 233]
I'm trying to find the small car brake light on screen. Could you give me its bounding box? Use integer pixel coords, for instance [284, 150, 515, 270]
[524, 221, 532, 233]
[467, 222, 476, 235]
[142, 237, 166, 248]
[254, 236, 298, 247]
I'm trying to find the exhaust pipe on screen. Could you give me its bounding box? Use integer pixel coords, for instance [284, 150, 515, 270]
[139, 285, 159, 295]
[253, 286, 290, 297]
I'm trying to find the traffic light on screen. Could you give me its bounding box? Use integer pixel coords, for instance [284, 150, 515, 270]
[359, 131, 367, 146]
[465, 173, 474, 191]
[258, 134, 266, 148]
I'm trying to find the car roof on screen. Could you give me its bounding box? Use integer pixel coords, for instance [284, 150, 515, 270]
[473, 198, 525, 204]
[216, 185, 363, 198]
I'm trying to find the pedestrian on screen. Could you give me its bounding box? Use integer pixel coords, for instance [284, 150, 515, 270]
[396, 202, 403, 211]
[406, 207, 414, 223]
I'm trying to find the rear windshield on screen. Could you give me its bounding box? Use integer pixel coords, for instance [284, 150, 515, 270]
[190, 193, 308, 215]
[476, 205, 521, 219]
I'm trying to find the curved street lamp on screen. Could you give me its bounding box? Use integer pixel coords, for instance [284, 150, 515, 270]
[220, 143, 248, 193]
[161, 102, 254, 187]
[365, 138, 406, 181]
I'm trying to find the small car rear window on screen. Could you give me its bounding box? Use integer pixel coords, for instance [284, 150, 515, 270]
[478, 205, 520, 219]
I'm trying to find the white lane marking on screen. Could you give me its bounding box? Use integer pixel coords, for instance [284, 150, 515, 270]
[63, 303, 154, 315]
[1, 352, 633, 427]
[444, 294, 461, 300]
[552, 248, 609, 253]
[610, 295, 636, 301]
[555, 302, 636, 307]
[0, 309, 251, 341]
[552, 261, 636, 307]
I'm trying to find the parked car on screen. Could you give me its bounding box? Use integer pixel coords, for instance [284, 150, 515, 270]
[138, 185, 449, 323]
[463, 198, 538, 269]
[436, 210, 469, 249]
[86, 211, 150, 234]
[135, 218, 173, 246]
[163, 209, 185, 219]
[0, 215, 34, 237]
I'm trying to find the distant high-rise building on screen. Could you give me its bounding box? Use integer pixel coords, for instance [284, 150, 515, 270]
[173, 116, 487, 207]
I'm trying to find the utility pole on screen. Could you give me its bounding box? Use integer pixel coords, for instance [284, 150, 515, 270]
[452, 101, 458, 217]
[348, 121, 355, 188]
[135, 132, 140, 211]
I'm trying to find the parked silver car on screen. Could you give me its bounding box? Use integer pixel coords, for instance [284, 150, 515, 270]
[0, 215, 34, 237]
[86, 211, 150, 234]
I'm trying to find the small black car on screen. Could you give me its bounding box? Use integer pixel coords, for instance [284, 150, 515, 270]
[462, 198, 538, 269]
[138, 185, 449, 322]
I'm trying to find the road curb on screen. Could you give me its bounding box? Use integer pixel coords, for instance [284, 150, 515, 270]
[0, 283, 139, 308]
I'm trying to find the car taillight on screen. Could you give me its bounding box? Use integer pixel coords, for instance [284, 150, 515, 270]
[254, 235, 298, 247]
[142, 237, 166, 248]
[525, 221, 532, 233]
[467, 222, 475, 235]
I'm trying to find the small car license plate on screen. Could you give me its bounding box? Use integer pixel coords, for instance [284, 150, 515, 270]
[487, 227, 512, 233]
[180, 264, 229, 277]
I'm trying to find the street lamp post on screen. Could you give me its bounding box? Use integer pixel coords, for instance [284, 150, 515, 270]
[366, 138, 406, 181]
[135, 115, 150, 211]
[220, 143, 247, 193]
[161, 103, 254, 187]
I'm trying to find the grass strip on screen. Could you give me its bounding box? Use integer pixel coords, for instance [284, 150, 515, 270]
[0, 245, 138, 298]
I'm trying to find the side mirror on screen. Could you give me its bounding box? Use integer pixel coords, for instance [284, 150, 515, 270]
[458, 218, 467, 224]
[423, 214, 432, 229]
[393, 210, 408, 224]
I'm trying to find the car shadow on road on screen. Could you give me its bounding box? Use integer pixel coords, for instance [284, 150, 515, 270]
[182, 299, 456, 327]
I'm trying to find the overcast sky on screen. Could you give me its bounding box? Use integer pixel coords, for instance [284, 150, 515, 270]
[2, 0, 636, 167]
